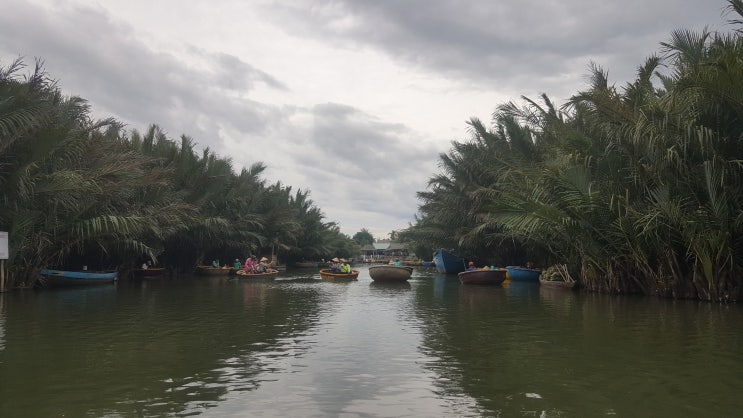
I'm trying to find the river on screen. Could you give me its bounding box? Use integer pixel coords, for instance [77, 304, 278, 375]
[0, 266, 741, 417]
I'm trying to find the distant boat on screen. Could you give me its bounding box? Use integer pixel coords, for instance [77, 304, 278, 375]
[458, 268, 507, 285]
[131, 267, 166, 279]
[433, 249, 465, 274]
[40, 269, 118, 286]
[368, 265, 413, 282]
[319, 269, 360, 281]
[506, 266, 541, 283]
[195, 265, 232, 276]
[236, 269, 279, 279]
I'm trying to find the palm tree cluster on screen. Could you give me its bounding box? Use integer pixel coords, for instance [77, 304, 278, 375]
[401, 1, 743, 302]
[0, 58, 357, 288]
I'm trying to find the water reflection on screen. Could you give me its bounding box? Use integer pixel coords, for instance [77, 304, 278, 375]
[0, 277, 327, 417]
[368, 281, 411, 292]
[412, 275, 743, 417]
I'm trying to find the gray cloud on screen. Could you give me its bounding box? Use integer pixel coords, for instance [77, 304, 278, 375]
[264, 0, 728, 99]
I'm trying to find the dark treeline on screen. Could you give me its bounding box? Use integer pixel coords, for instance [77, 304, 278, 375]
[0, 59, 358, 288]
[400, 1, 743, 302]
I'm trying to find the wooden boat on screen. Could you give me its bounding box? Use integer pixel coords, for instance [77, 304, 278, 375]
[539, 278, 577, 289]
[293, 261, 318, 268]
[195, 265, 232, 276]
[40, 269, 118, 285]
[236, 269, 279, 279]
[131, 267, 166, 279]
[433, 248, 465, 274]
[319, 269, 360, 281]
[506, 266, 541, 283]
[458, 268, 507, 285]
[368, 265, 413, 282]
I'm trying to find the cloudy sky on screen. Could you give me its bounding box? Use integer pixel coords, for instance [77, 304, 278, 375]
[0, 0, 731, 238]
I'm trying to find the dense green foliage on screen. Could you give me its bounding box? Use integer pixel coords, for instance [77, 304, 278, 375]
[401, 1, 743, 301]
[0, 59, 357, 287]
[352, 228, 375, 246]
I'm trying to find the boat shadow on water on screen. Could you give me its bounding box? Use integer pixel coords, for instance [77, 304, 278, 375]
[369, 281, 411, 292]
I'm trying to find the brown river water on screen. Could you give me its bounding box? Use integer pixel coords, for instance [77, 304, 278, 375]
[0, 266, 741, 417]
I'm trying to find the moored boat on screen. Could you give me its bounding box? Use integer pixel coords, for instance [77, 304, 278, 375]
[368, 265, 413, 282]
[433, 249, 465, 274]
[236, 269, 279, 279]
[195, 265, 232, 276]
[40, 269, 118, 286]
[506, 266, 541, 283]
[131, 267, 166, 279]
[319, 269, 360, 281]
[458, 268, 507, 285]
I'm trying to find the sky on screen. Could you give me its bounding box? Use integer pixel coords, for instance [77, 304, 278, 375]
[0, 0, 731, 239]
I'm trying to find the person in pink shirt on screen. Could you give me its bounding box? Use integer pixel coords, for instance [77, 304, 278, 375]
[244, 256, 256, 273]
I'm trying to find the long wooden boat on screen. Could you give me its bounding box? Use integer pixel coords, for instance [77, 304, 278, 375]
[236, 269, 279, 279]
[433, 248, 465, 274]
[539, 278, 577, 290]
[368, 265, 413, 282]
[195, 265, 232, 276]
[40, 269, 118, 285]
[458, 268, 507, 285]
[131, 267, 166, 279]
[506, 266, 541, 283]
[319, 269, 360, 281]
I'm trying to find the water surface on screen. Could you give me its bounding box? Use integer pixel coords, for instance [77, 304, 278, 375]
[0, 267, 740, 417]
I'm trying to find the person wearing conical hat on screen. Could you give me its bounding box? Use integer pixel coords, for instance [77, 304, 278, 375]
[329, 257, 341, 273]
[253, 256, 268, 273]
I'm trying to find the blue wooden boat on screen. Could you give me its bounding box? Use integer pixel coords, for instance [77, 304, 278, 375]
[433, 249, 465, 274]
[40, 269, 118, 285]
[506, 266, 541, 282]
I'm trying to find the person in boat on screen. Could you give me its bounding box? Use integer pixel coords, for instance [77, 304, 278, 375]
[393, 259, 402, 267]
[329, 257, 341, 273]
[466, 261, 477, 271]
[243, 256, 254, 273]
[211, 259, 220, 268]
[233, 258, 242, 269]
[256, 257, 270, 273]
[340, 259, 351, 274]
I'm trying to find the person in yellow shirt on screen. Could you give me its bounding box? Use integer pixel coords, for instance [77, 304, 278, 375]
[340, 259, 351, 273]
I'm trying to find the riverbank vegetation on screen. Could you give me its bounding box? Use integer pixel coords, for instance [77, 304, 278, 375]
[400, 1, 743, 302]
[0, 59, 358, 288]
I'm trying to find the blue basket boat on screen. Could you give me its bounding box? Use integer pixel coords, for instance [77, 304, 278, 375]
[506, 266, 541, 282]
